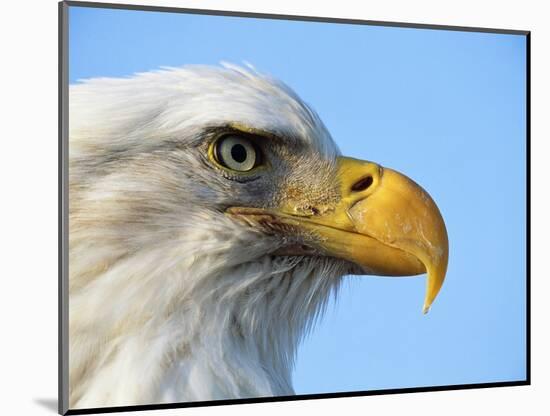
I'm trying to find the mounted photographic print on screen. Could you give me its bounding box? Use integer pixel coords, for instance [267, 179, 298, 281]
[59, 1, 530, 414]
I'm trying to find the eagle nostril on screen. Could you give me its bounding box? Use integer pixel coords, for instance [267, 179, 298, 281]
[351, 175, 374, 193]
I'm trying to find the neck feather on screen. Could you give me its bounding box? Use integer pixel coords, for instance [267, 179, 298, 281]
[69, 231, 344, 408]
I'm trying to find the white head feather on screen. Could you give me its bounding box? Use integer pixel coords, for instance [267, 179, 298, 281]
[68, 64, 349, 408]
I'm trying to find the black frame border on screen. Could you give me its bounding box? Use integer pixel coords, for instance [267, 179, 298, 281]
[59, 1, 531, 414]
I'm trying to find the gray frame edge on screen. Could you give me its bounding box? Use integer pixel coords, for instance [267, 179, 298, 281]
[64, 0, 530, 35]
[59, 1, 69, 415]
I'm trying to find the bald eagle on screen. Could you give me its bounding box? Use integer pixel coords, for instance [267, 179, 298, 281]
[68, 64, 448, 409]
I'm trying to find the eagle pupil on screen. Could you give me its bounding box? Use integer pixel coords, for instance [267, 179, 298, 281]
[231, 144, 248, 163]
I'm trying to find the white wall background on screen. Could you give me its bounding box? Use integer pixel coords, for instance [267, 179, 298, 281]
[0, 0, 546, 415]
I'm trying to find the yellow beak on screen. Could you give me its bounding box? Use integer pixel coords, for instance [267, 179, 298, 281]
[227, 156, 449, 313]
[335, 157, 448, 313]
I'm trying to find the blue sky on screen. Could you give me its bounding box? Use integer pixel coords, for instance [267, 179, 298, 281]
[69, 6, 527, 395]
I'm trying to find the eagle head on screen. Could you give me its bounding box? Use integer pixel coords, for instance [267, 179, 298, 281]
[68, 64, 448, 408]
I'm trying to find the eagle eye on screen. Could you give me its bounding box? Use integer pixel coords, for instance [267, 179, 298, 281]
[213, 135, 261, 172]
